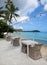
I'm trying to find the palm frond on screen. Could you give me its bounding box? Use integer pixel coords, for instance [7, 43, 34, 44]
[14, 13, 19, 17]
[15, 7, 19, 11]
[0, 6, 3, 10]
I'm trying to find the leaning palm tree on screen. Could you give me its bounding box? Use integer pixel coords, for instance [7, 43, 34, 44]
[5, 0, 19, 23]
[4, 0, 19, 34]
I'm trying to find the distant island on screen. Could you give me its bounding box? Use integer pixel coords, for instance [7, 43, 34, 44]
[15, 29, 40, 32]
[23, 30, 40, 32]
[31, 30, 40, 32]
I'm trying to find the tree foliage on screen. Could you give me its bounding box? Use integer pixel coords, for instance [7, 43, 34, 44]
[4, 0, 19, 23]
[0, 20, 15, 33]
[0, 0, 19, 36]
[0, 0, 19, 23]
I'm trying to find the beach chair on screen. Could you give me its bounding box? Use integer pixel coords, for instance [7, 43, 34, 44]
[29, 44, 43, 60]
[11, 38, 20, 46]
[6, 36, 12, 41]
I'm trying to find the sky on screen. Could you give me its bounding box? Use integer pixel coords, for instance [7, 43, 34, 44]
[0, 0, 47, 31]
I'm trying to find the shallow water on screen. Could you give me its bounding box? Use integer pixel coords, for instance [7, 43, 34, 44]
[11, 32, 47, 44]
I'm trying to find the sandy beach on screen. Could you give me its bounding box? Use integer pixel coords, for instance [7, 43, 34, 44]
[0, 39, 47, 65]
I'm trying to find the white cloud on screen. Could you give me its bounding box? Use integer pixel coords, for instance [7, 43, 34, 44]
[12, 0, 39, 15]
[44, 4, 47, 11]
[1, 0, 39, 22]
[41, 0, 47, 5]
[16, 16, 29, 22]
[13, 25, 23, 29]
[11, 17, 15, 22]
[2, 0, 47, 15]
[21, 0, 39, 15]
[11, 16, 29, 23]
[19, 26, 23, 29]
[11, 0, 39, 23]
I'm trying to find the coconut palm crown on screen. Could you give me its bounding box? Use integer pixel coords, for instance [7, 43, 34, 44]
[5, 0, 19, 23]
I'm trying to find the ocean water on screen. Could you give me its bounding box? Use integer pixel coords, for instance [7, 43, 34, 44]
[12, 32, 47, 44]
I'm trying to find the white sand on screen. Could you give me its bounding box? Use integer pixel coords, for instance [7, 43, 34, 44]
[0, 39, 47, 65]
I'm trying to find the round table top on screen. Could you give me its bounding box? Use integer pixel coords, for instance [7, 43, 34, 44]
[21, 40, 38, 46]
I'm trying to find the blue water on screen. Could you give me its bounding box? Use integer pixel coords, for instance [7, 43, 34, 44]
[12, 32, 47, 44]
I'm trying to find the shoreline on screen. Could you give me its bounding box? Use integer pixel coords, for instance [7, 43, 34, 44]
[11, 32, 47, 45]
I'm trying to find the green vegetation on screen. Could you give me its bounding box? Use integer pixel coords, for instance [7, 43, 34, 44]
[0, 0, 19, 20]
[0, 0, 19, 38]
[4, 0, 19, 23]
[0, 20, 15, 38]
[15, 29, 23, 32]
[23, 30, 40, 32]
[31, 30, 40, 32]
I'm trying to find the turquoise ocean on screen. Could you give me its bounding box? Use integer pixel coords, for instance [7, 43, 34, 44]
[12, 32, 47, 45]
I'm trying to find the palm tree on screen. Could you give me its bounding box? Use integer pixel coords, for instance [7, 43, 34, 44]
[0, 0, 19, 35]
[5, 0, 19, 23]
[4, 0, 19, 34]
